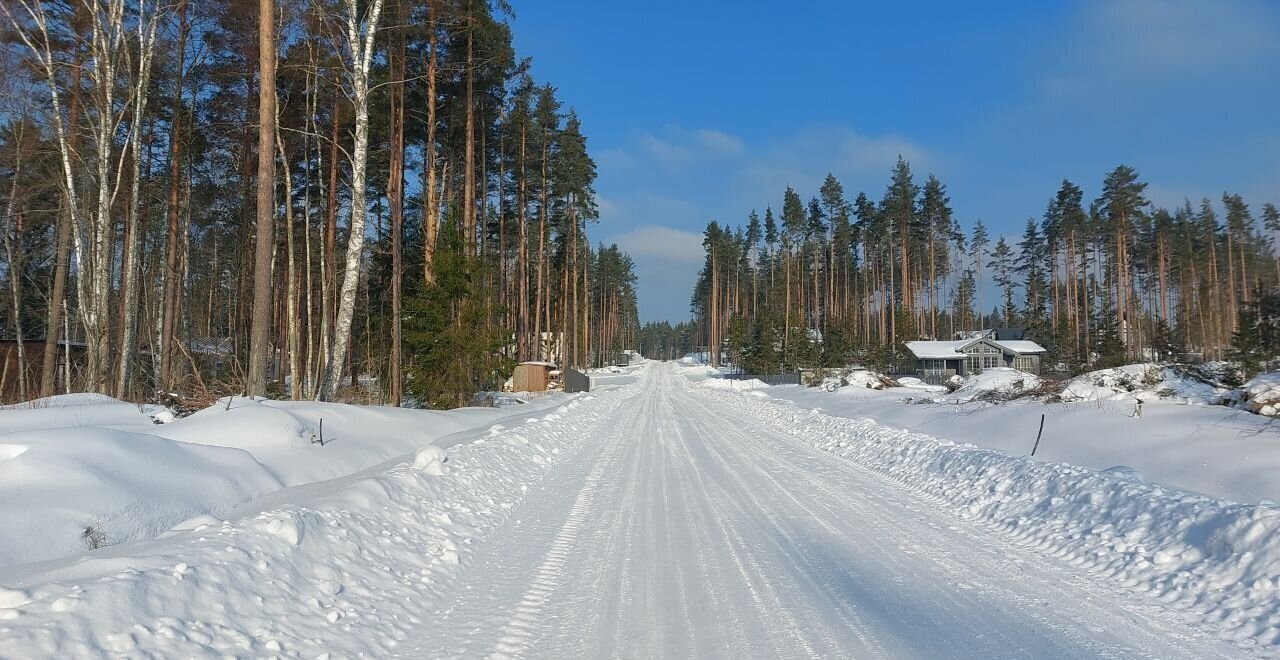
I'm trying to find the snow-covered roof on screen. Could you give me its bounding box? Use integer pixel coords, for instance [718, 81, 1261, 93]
[905, 341, 967, 358]
[993, 340, 1046, 354]
[905, 338, 1047, 359]
[519, 361, 557, 368]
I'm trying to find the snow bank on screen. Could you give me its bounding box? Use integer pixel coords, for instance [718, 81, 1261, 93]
[945, 367, 1041, 402]
[695, 384, 1280, 651]
[152, 396, 539, 486]
[0, 393, 568, 569]
[769, 377, 1280, 504]
[699, 377, 769, 391]
[672, 356, 719, 380]
[0, 394, 168, 435]
[0, 386, 631, 658]
[0, 428, 280, 567]
[894, 376, 939, 390]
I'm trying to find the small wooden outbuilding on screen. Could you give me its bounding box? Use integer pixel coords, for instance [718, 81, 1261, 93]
[513, 361, 556, 392]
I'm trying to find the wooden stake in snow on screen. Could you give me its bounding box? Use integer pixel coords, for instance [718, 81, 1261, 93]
[1030, 413, 1046, 456]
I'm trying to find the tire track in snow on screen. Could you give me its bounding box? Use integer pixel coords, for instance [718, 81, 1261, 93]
[669, 383, 883, 659]
[487, 446, 609, 660]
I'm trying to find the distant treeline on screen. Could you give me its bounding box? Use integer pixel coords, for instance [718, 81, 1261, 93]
[689, 158, 1279, 374]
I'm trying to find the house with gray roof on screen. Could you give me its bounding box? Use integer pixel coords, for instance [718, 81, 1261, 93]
[905, 333, 1047, 385]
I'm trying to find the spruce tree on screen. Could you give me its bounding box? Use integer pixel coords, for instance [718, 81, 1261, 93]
[1228, 289, 1280, 376]
[1016, 218, 1048, 328]
[988, 236, 1018, 326]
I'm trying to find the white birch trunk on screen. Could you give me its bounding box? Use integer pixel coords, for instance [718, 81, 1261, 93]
[317, 0, 384, 400]
[116, 0, 163, 398]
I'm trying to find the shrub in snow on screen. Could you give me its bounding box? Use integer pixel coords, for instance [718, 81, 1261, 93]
[1220, 372, 1280, 417]
[1060, 363, 1228, 405]
[943, 368, 1042, 403]
[817, 369, 895, 392]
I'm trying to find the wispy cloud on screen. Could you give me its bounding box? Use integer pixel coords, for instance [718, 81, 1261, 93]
[630, 126, 747, 172]
[1044, 0, 1280, 97]
[735, 126, 941, 202]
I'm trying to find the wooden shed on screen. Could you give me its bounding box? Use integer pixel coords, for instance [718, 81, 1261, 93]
[0, 338, 86, 402]
[513, 361, 556, 392]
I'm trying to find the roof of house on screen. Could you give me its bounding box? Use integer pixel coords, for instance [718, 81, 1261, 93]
[905, 338, 1047, 359]
[518, 361, 558, 368]
[992, 340, 1047, 354]
[904, 341, 969, 358]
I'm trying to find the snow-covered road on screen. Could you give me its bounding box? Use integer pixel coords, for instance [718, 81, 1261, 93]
[402, 363, 1241, 659]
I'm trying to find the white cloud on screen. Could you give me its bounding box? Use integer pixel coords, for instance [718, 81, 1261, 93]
[603, 224, 705, 265]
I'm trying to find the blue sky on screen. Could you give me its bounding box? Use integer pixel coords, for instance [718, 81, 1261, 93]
[511, 0, 1280, 323]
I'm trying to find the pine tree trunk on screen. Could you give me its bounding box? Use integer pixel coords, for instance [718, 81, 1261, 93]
[463, 0, 476, 251]
[247, 0, 277, 396]
[422, 0, 439, 284]
[517, 122, 528, 360]
[322, 81, 340, 372]
[386, 0, 405, 405]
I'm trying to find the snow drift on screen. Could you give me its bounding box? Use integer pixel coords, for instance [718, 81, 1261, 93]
[0, 387, 631, 657]
[699, 377, 769, 391]
[0, 393, 567, 569]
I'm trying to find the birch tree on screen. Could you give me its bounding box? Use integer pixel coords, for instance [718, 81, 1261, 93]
[114, 0, 164, 398]
[5, 0, 139, 393]
[317, 0, 384, 401]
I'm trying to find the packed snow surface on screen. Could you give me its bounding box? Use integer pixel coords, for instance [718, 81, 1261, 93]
[0, 362, 1273, 657]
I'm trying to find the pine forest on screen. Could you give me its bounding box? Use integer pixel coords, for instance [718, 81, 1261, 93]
[0, 0, 639, 408]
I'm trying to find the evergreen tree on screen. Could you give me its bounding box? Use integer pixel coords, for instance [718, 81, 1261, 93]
[1016, 218, 1048, 328]
[988, 236, 1017, 326]
[1228, 289, 1280, 376]
[403, 219, 511, 408]
[951, 269, 977, 331]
